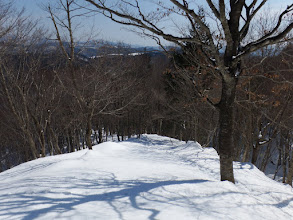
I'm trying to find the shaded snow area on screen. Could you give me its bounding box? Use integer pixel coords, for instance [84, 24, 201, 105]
[1, 134, 293, 220]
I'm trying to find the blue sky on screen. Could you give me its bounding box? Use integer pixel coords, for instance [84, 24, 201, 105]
[15, 0, 293, 47]
[16, 0, 157, 46]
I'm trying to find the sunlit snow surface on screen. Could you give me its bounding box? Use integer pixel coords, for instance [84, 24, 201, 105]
[1, 134, 293, 219]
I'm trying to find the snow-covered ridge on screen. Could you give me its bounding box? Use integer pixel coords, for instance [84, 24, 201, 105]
[90, 52, 143, 59]
[0, 134, 293, 219]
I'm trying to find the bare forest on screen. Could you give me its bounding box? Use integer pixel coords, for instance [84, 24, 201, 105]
[0, 0, 293, 185]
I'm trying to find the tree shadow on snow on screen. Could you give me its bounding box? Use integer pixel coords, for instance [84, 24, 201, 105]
[126, 135, 177, 147]
[0, 175, 208, 220]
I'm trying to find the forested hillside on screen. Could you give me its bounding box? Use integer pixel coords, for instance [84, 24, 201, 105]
[0, 0, 293, 185]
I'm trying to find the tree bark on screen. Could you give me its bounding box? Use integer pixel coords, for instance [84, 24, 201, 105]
[286, 150, 293, 186]
[260, 142, 272, 172]
[26, 131, 38, 160]
[98, 128, 103, 144]
[48, 124, 62, 155]
[86, 119, 93, 150]
[218, 105, 235, 183]
[251, 142, 260, 165]
[217, 74, 237, 183]
[40, 132, 46, 157]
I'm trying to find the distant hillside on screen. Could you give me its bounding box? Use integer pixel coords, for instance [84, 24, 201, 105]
[45, 40, 164, 58]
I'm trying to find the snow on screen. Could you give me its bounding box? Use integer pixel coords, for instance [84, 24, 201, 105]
[90, 52, 143, 59]
[128, 52, 143, 56]
[1, 134, 293, 219]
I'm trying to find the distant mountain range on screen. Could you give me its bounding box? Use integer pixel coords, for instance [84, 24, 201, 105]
[48, 40, 164, 58]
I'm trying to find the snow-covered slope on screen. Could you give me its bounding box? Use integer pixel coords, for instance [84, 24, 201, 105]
[1, 134, 293, 220]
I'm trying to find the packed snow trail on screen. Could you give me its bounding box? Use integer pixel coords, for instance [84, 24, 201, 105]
[1, 134, 293, 219]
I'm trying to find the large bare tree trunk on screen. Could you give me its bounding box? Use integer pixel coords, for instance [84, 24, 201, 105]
[218, 106, 235, 183]
[218, 74, 237, 183]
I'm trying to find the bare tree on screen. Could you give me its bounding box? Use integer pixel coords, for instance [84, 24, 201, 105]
[82, 0, 293, 182]
[46, 0, 141, 150]
[45, 0, 99, 149]
[0, 1, 44, 160]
